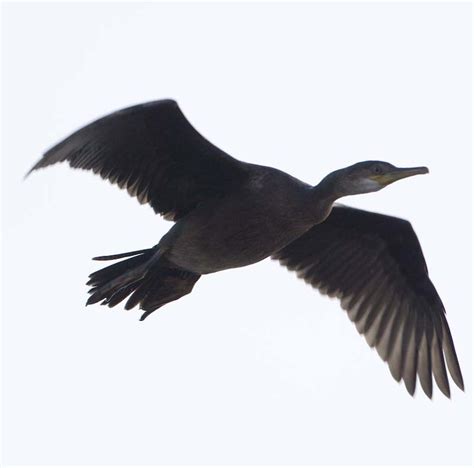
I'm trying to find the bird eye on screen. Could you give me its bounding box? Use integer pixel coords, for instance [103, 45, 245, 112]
[373, 165, 382, 175]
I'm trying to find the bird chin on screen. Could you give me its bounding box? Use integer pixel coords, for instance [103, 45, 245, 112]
[357, 178, 383, 193]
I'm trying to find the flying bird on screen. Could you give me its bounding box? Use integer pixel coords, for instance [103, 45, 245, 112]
[28, 99, 463, 399]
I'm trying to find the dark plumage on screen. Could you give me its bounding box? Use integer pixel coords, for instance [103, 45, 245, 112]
[273, 206, 463, 398]
[28, 99, 463, 398]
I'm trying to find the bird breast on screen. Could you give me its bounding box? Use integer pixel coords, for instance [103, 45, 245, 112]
[160, 170, 317, 274]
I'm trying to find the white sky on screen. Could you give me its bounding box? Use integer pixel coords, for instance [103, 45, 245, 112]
[2, 2, 472, 465]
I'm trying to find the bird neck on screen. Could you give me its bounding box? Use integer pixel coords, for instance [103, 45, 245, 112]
[306, 172, 344, 223]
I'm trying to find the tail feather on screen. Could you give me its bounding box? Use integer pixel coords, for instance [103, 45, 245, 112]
[124, 279, 151, 311]
[86, 247, 200, 320]
[92, 249, 150, 261]
[105, 281, 142, 308]
[86, 250, 154, 287]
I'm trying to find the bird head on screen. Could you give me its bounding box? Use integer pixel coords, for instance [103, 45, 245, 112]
[328, 161, 429, 197]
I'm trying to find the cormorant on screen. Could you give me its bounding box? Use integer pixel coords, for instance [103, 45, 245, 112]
[28, 99, 464, 399]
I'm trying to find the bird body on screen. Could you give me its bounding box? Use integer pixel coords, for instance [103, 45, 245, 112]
[28, 99, 464, 398]
[161, 165, 325, 274]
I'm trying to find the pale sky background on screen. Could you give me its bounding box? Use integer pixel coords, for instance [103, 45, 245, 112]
[2, 2, 472, 465]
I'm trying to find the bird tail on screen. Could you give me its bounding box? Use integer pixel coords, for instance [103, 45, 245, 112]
[86, 247, 201, 320]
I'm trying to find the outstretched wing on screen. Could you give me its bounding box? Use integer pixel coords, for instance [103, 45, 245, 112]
[273, 205, 464, 398]
[28, 99, 249, 221]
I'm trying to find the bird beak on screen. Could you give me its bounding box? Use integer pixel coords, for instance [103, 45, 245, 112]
[371, 166, 429, 186]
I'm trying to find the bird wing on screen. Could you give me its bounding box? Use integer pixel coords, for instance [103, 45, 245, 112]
[27, 100, 249, 221]
[272, 204, 463, 398]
